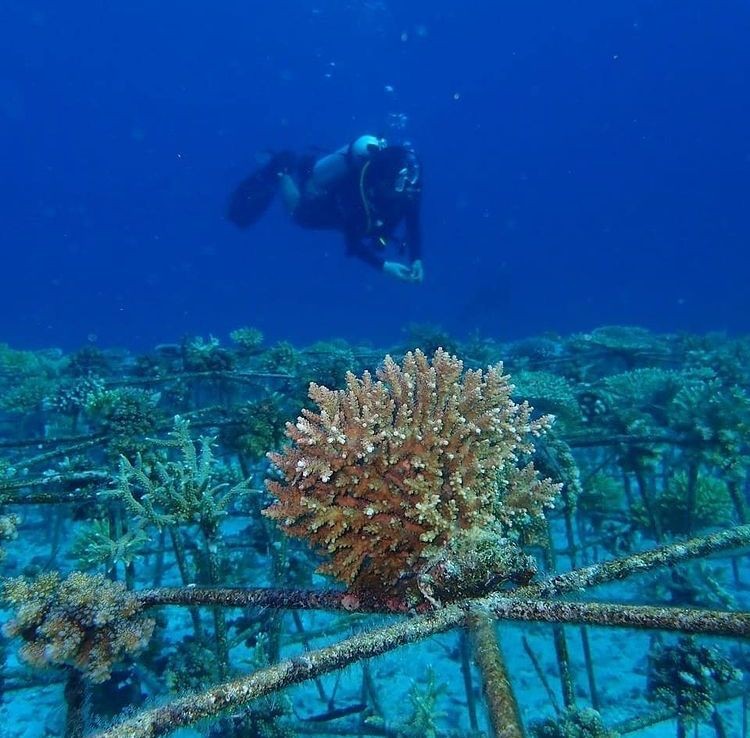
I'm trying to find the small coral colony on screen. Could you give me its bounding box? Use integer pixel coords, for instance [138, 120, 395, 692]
[0, 326, 749, 738]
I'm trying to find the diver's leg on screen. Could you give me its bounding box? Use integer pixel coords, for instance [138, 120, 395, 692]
[307, 151, 349, 196]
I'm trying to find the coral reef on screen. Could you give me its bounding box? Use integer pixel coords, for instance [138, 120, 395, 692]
[0, 328, 748, 738]
[2, 571, 154, 682]
[264, 348, 560, 603]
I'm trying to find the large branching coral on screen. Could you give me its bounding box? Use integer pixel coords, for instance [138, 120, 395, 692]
[264, 348, 560, 604]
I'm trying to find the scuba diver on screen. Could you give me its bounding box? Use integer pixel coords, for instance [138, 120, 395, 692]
[227, 135, 424, 283]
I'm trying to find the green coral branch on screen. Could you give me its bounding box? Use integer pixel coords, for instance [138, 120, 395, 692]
[112, 416, 251, 532]
[72, 518, 149, 571]
[115, 455, 174, 528]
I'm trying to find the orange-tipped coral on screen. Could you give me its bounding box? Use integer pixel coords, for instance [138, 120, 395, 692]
[2, 571, 155, 683]
[264, 348, 560, 603]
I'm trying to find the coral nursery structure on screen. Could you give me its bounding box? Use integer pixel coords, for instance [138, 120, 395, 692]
[0, 328, 749, 738]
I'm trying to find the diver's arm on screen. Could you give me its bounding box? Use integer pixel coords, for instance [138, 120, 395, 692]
[403, 198, 424, 282]
[344, 231, 386, 270]
[344, 232, 412, 280]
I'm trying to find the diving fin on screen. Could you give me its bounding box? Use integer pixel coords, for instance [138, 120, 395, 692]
[226, 152, 295, 228]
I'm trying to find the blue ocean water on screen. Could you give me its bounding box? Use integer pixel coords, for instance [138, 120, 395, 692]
[1, 0, 749, 350]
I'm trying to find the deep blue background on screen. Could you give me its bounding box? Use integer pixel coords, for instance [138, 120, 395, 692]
[1, 1, 749, 350]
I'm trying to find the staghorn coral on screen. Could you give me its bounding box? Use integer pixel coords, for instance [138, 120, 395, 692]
[2, 571, 155, 683]
[506, 335, 563, 367]
[260, 341, 300, 375]
[395, 667, 447, 738]
[85, 386, 160, 459]
[46, 375, 104, 422]
[510, 370, 582, 427]
[652, 471, 733, 537]
[66, 346, 111, 378]
[229, 326, 265, 355]
[220, 396, 288, 463]
[599, 367, 682, 428]
[667, 374, 750, 477]
[263, 348, 560, 603]
[300, 339, 358, 390]
[403, 323, 460, 357]
[114, 416, 250, 536]
[569, 326, 666, 358]
[182, 335, 235, 372]
[0, 375, 53, 415]
[72, 518, 149, 572]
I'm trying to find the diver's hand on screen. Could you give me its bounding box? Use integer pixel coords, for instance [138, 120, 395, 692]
[383, 261, 414, 281]
[410, 259, 424, 283]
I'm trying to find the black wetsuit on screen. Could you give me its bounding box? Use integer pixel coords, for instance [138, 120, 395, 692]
[291, 156, 422, 270]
